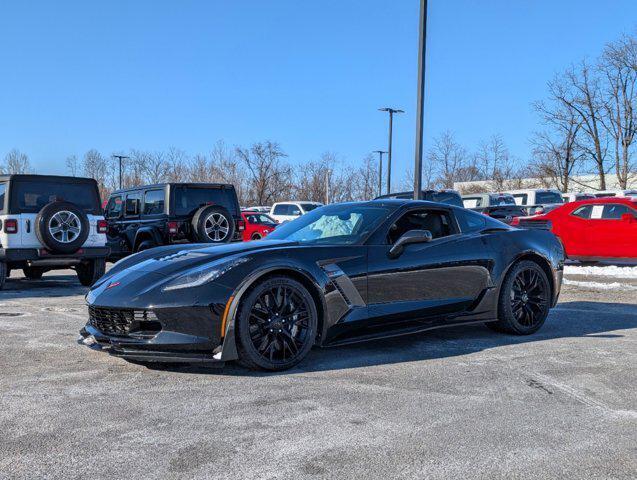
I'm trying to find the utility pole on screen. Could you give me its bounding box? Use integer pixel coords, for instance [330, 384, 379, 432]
[112, 155, 130, 190]
[413, 0, 428, 200]
[378, 107, 404, 195]
[373, 150, 387, 197]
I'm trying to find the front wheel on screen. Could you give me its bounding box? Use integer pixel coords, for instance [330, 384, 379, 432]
[76, 258, 106, 287]
[489, 260, 551, 335]
[235, 276, 318, 371]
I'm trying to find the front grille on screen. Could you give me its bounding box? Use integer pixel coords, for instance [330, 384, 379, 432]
[88, 306, 159, 336]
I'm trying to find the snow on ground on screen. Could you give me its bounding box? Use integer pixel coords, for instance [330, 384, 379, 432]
[564, 264, 637, 279]
[563, 278, 637, 291]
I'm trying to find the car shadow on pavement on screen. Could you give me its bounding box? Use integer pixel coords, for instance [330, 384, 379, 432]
[146, 300, 637, 376]
[0, 274, 88, 299]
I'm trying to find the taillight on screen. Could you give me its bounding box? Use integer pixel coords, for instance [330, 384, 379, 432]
[167, 221, 179, 235]
[4, 219, 18, 234]
[237, 220, 246, 232]
[96, 220, 108, 234]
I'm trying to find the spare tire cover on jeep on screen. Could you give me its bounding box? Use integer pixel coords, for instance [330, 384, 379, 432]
[35, 201, 90, 254]
[191, 205, 235, 243]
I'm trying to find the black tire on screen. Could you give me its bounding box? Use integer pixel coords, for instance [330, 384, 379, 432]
[191, 205, 235, 243]
[490, 260, 551, 335]
[35, 201, 90, 254]
[23, 267, 45, 280]
[251, 233, 262, 240]
[235, 276, 318, 371]
[76, 258, 106, 287]
[0, 262, 6, 290]
[135, 240, 156, 253]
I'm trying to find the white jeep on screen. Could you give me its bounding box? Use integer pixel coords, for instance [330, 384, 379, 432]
[0, 174, 108, 289]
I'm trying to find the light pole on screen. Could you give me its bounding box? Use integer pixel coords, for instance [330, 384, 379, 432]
[325, 168, 331, 204]
[112, 155, 130, 190]
[373, 150, 387, 197]
[413, 0, 428, 199]
[378, 107, 404, 195]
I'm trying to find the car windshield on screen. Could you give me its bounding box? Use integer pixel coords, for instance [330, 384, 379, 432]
[267, 204, 391, 245]
[489, 194, 516, 205]
[10, 179, 100, 214]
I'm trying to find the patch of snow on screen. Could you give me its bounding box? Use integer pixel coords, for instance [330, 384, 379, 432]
[563, 278, 637, 291]
[564, 265, 637, 279]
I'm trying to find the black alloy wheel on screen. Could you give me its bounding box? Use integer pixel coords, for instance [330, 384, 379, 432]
[236, 276, 317, 371]
[490, 260, 550, 335]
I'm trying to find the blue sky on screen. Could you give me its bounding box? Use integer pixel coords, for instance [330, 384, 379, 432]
[1, 0, 636, 184]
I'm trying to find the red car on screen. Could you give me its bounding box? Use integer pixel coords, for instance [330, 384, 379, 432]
[241, 211, 277, 241]
[512, 197, 637, 261]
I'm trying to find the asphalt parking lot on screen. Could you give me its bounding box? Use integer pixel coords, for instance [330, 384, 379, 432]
[1, 267, 636, 479]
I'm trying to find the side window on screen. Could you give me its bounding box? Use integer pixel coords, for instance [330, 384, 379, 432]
[457, 209, 487, 232]
[462, 197, 481, 208]
[601, 204, 630, 220]
[143, 189, 165, 215]
[0, 182, 6, 213]
[125, 193, 141, 217]
[273, 204, 290, 215]
[290, 205, 302, 216]
[388, 209, 453, 244]
[105, 195, 123, 219]
[571, 205, 593, 219]
[512, 194, 527, 205]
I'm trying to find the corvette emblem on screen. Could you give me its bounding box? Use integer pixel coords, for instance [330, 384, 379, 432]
[106, 281, 121, 289]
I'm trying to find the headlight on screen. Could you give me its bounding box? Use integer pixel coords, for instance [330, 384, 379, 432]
[162, 257, 249, 292]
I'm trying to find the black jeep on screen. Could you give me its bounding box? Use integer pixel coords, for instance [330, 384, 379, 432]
[0, 174, 108, 289]
[104, 183, 243, 260]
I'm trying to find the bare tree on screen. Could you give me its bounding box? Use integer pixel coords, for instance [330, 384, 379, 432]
[428, 131, 469, 188]
[550, 63, 608, 189]
[600, 34, 637, 188]
[2, 149, 32, 174]
[474, 135, 515, 190]
[351, 153, 380, 201]
[82, 149, 109, 198]
[235, 141, 291, 205]
[66, 155, 80, 176]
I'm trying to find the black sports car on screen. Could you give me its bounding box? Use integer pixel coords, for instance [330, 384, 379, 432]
[79, 199, 564, 371]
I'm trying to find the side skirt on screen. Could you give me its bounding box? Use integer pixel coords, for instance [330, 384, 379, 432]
[322, 318, 497, 348]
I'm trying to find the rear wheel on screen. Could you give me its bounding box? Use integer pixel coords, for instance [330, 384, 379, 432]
[235, 276, 318, 371]
[23, 267, 45, 280]
[76, 258, 106, 287]
[489, 260, 551, 335]
[136, 240, 156, 253]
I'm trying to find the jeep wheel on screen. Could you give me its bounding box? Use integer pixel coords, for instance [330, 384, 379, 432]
[36, 201, 90, 254]
[23, 267, 45, 280]
[135, 240, 156, 253]
[0, 262, 6, 290]
[191, 205, 235, 243]
[76, 259, 106, 287]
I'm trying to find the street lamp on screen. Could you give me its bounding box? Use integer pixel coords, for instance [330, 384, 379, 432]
[413, 0, 428, 199]
[112, 154, 130, 190]
[378, 107, 404, 195]
[373, 150, 387, 197]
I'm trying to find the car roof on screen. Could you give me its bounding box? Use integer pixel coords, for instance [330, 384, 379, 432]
[567, 197, 637, 207]
[110, 182, 234, 195]
[0, 173, 97, 183]
[273, 200, 323, 205]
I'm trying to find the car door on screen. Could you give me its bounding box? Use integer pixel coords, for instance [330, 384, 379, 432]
[104, 194, 124, 251]
[366, 206, 493, 324]
[588, 203, 637, 258]
[122, 192, 142, 249]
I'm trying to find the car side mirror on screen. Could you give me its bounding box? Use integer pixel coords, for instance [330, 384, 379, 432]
[388, 229, 433, 258]
[621, 213, 636, 223]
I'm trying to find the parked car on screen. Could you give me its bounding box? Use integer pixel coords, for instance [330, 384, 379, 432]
[512, 197, 637, 262]
[593, 189, 637, 198]
[80, 199, 564, 371]
[506, 188, 564, 215]
[461, 193, 526, 224]
[0, 174, 108, 289]
[241, 211, 277, 241]
[375, 189, 463, 207]
[242, 206, 271, 213]
[562, 192, 596, 203]
[269, 201, 323, 223]
[104, 183, 243, 260]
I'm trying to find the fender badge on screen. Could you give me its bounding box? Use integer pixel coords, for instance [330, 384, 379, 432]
[106, 281, 121, 289]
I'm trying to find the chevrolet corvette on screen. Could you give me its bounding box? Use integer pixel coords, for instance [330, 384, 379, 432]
[79, 199, 564, 371]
